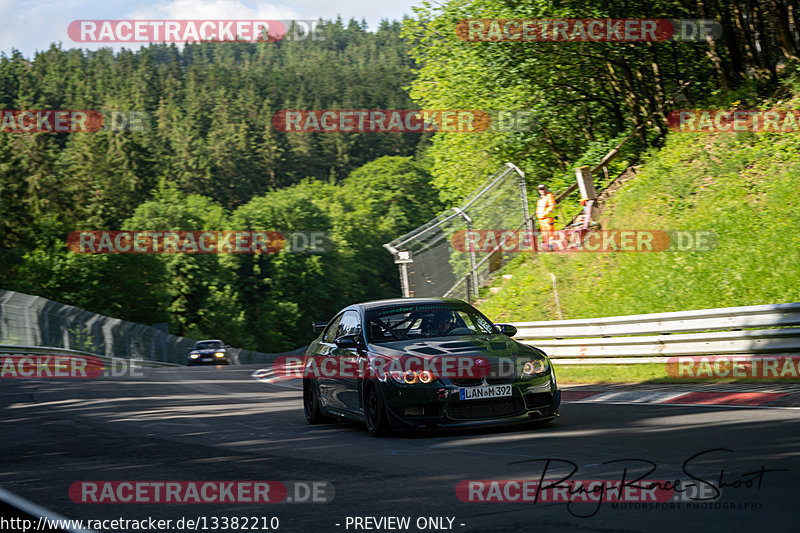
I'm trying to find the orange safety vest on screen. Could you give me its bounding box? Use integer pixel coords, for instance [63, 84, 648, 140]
[536, 192, 556, 220]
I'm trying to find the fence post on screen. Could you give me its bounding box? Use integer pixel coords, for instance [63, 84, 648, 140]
[576, 165, 600, 228]
[383, 244, 414, 298]
[399, 262, 411, 298]
[506, 162, 533, 235]
[452, 207, 478, 300]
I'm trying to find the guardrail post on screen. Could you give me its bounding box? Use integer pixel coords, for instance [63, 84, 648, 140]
[452, 207, 478, 301]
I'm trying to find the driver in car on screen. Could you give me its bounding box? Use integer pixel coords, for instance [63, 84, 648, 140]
[430, 311, 456, 336]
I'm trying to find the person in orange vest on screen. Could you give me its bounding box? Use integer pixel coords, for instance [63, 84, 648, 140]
[536, 184, 556, 248]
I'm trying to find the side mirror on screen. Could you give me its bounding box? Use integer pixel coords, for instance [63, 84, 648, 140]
[496, 324, 517, 337]
[334, 334, 359, 349]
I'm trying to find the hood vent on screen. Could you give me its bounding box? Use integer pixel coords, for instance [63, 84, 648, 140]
[411, 346, 446, 355]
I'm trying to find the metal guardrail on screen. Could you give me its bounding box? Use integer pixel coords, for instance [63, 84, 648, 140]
[0, 288, 197, 364]
[0, 344, 301, 368]
[0, 345, 181, 368]
[7, 302, 799, 367]
[0, 289, 291, 366]
[509, 303, 800, 364]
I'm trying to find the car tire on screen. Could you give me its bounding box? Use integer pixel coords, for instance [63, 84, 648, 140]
[303, 379, 326, 424]
[364, 382, 391, 437]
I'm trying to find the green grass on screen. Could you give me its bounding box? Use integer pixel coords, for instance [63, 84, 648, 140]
[478, 94, 800, 324]
[554, 364, 674, 383]
[554, 363, 800, 384]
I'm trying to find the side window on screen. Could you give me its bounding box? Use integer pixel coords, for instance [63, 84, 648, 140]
[323, 314, 344, 343]
[456, 311, 477, 332]
[337, 311, 361, 338]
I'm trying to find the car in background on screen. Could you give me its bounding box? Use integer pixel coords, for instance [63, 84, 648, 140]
[303, 298, 560, 436]
[187, 340, 230, 365]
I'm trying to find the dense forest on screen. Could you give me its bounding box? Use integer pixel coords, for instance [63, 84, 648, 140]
[0, 19, 441, 350]
[404, 0, 800, 203]
[1, 2, 798, 352]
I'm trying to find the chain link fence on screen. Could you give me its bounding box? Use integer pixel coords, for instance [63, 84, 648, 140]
[0, 289, 281, 365]
[384, 163, 532, 302]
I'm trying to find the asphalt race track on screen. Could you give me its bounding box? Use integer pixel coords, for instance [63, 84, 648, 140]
[1, 365, 798, 533]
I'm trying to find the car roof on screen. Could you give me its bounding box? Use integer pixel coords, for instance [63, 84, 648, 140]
[348, 297, 469, 312]
[195, 339, 223, 343]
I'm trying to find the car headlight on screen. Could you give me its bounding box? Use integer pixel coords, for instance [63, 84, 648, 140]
[418, 370, 435, 384]
[214, 352, 225, 358]
[189, 353, 200, 359]
[522, 359, 549, 375]
[390, 370, 438, 385]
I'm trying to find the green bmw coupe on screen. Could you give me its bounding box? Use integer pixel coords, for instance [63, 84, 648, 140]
[302, 298, 560, 436]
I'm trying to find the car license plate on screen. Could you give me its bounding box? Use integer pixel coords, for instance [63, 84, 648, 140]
[459, 384, 512, 400]
[201, 357, 213, 362]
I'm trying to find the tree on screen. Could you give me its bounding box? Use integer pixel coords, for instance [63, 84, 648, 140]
[123, 186, 228, 336]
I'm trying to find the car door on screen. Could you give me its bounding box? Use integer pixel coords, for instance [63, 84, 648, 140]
[315, 313, 343, 408]
[329, 310, 365, 413]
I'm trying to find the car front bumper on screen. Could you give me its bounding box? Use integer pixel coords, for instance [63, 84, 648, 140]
[188, 355, 228, 365]
[378, 374, 559, 428]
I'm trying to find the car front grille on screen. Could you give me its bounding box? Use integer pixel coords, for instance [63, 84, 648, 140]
[450, 377, 482, 387]
[449, 364, 515, 386]
[447, 397, 525, 420]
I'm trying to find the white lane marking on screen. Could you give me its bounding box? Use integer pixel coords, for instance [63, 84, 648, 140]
[250, 366, 302, 390]
[581, 391, 690, 403]
[141, 421, 209, 428]
[430, 431, 551, 448]
[565, 399, 800, 410]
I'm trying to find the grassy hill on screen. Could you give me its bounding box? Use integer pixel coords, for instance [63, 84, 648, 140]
[477, 93, 800, 324]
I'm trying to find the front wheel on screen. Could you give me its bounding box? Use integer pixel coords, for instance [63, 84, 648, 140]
[303, 379, 326, 424]
[364, 383, 391, 437]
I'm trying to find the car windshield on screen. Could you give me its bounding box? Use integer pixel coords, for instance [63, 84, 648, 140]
[366, 303, 497, 342]
[194, 341, 222, 350]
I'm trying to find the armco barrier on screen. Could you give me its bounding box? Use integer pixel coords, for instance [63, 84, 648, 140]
[0, 289, 291, 366]
[0, 345, 181, 367]
[509, 302, 800, 364]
